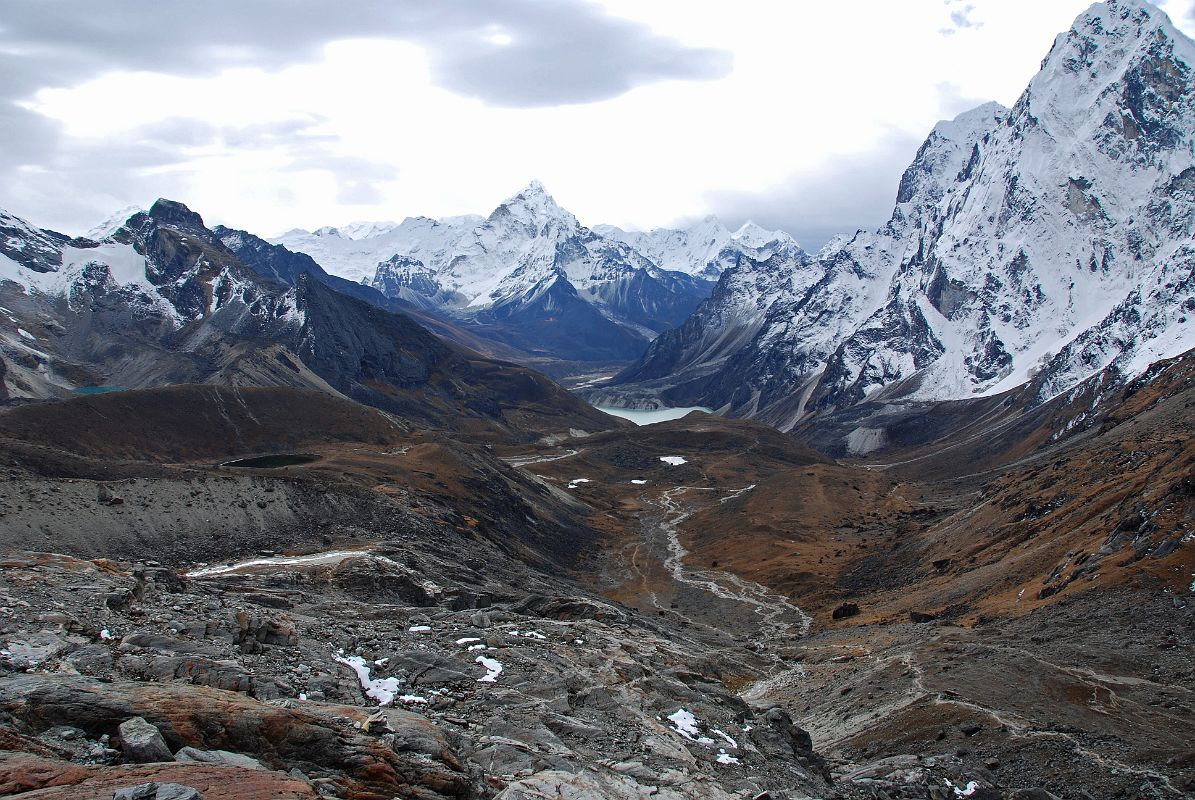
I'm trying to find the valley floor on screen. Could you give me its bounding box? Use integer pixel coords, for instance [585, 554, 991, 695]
[0, 366, 1192, 800]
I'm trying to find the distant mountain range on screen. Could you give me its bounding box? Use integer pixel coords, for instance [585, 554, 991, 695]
[594, 0, 1195, 434]
[1, 0, 1192, 452]
[273, 182, 803, 365]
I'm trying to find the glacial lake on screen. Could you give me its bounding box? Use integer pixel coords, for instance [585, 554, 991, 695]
[594, 405, 713, 426]
[73, 385, 128, 395]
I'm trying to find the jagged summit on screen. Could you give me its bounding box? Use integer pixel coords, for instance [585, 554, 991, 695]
[144, 198, 211, 238]
[732, 220, 801, 251]
[598, 215, 806, 281]
[486, 180, 575, 233]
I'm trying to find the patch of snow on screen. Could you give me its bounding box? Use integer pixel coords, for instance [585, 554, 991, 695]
[399, 694, 429, 705]
[408, 625, 432, 633]
[716, 750, 740, 765]
[667, 708, 715, 745]
[511, 630, 546, 640]
[16, 328, 34, 341]
[332, 651, 402, 705]
[456, 637, 482, 645]
[631, 479, 647, 485]
[475, 655, 504, 683]
[946, 779, 980, 797]
[712, 729, 738, 748]
[468, 643, 487, 651]
[66, 242, 152, 291]
[567, 478, 591, 489]
[659, 456, 687, 466]
[187, 550, 393, 578]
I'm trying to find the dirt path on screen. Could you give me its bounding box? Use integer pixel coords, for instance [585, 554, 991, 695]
[650, 485, 811, 647]
[501, 448, 584, 467]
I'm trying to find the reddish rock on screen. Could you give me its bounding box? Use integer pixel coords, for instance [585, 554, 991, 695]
[0, 675, 473, 800]
[0, 753, 317, 799]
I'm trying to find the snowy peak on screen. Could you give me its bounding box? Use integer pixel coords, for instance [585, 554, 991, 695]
[1027, 0, 1194, 158]
[486, 180, 578, 235]
[891, 101, 1006, 222]
[608, 2, 1195, 430]
[731, 221, 776, 246]
[0, 207, 69, 274]
[339, 221, 400, 240]
[732, 220, 802, 253]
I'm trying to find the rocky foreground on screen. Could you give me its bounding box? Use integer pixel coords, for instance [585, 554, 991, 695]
[0, 358, 1192, 800]
[0, 551, 837, 800]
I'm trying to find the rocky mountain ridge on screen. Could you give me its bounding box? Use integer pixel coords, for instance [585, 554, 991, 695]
[0, 199, 615, 441]
[598, 0, 1195, 434]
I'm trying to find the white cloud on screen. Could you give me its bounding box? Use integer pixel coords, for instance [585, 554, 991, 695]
[1, 0, 1193, 247]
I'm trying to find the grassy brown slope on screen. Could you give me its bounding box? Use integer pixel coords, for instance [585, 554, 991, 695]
[0, 385, 408, 462]
[0, 387, 607, 573]
[691, 351, 1195, 626]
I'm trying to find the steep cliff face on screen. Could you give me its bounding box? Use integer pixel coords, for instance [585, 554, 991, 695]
[604, 0, 1195, 428]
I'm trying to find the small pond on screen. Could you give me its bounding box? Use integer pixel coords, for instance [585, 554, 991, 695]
[73, 385, 128, 395]
[220, 453, 320, 469]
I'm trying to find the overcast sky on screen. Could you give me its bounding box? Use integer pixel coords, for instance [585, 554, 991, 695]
[2, 1, 1194, 250]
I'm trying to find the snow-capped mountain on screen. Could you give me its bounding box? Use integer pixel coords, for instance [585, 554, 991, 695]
[0, 200, 309, 398]
[595, 217, 804, 281]
[601, 0, 1195, 430]
[275, 215, 481, 286]
[275, 182, 801, 364]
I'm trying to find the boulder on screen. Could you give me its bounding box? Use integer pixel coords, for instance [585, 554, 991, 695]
[113, 783, 204, 800]
[831, 602, 860, 620]
[118, 718, 174, 764]
[328, 558, 438, 606]
[390, 651, 473, 687]
[173, 747, 265, 770]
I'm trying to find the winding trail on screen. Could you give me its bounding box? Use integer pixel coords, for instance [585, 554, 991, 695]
[501, 448, 583, 468]
[650, 485, 812, 647]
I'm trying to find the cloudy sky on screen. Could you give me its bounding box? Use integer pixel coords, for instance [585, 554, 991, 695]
[3, 0, 1194, 249]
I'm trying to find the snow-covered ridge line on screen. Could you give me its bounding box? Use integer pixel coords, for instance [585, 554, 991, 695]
[272, 182, 806, 335]
[607, 0, 1195, 428]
